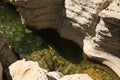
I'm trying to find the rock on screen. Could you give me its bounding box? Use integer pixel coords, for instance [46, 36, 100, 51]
[58, 74, 93, 80]
[9, 59, 48, 80]
[7, 0, 120, 78]
[60, 0, 120, 78]
[0, 62, 3, 80]
[8, 0, 64, 30]
[9, 60, 93, 80]
[47, 71, 64, 80]
[0, 32, 18, 80]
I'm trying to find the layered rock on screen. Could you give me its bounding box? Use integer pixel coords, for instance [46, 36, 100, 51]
[9, 59, 93, 80]
[6, 0, 120, 78]
[7, 0, 64, 30]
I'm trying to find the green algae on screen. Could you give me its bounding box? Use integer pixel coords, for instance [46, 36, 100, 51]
[0, 3, 43, 54]
[0, 2, 119, 80]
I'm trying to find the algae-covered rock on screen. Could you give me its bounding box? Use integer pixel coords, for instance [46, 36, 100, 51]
[0, 3, 43, 54]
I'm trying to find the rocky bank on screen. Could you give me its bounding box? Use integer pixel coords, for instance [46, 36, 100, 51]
[6, 0, 120, 78]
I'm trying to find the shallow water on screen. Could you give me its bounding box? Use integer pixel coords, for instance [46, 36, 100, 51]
[0, 2, 119, 80]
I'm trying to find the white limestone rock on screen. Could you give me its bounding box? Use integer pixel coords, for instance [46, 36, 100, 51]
[9, 59, 48, 80]
[47, 71, 63, 80]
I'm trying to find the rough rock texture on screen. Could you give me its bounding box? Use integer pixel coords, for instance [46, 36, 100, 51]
[9, 59, 64, 80]
[0, 32, 18, 80]
[9, 59, 48, 80]
[61, 0, 120, 78]
[0, 62, 3, 80]
[58, 74, 93, 80]
[47, 72, 64, 80]
[7, 0, 64, 30]
[7, 0, 120, 78]
[9, 59, 92, 80]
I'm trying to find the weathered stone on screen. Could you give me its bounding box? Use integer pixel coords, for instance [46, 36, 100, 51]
[9, 59, 48, 80]
[9, 60, 93, 80]
[0, 62, 3, 80]
[60, 0, 120, 78]
[47, 71, 64, 80]
[8, 0, 63, 30]
[58, 74, 93, 80]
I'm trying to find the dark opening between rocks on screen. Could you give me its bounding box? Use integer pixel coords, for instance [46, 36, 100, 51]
[33, 29, 83, 64]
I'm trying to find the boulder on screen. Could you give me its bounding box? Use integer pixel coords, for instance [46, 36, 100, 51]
[0, 62, 3, 80]
[8, 0, 64, 30]
[58, 74, 93, 80]
[60, 0, 120, 78]
[9, 59, 65, 80]
[9, 60, 93, 80]
[9, 59, 48, 80]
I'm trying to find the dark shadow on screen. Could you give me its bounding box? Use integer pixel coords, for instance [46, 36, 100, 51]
[33, 29, 83, 64]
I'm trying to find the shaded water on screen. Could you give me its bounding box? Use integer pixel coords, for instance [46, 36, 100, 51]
[32, 29, 119, 80]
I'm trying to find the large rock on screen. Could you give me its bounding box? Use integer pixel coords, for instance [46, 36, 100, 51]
[9, 59, 48, 80]
[7, 0, 64, 30]
[7, 0, 120, 78]
[60, 0, 120, 78]
[9, 59, 64, 80]
[0, 62, 3, 80]
[9, 59, 93, 80]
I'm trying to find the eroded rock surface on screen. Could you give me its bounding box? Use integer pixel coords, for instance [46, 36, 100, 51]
[9, 59, 93, 80]
[7, 0, 64, 30]
[7, 0, 120, 78]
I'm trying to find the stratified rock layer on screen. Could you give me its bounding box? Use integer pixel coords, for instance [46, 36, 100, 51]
[8, 0, 63, 30]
